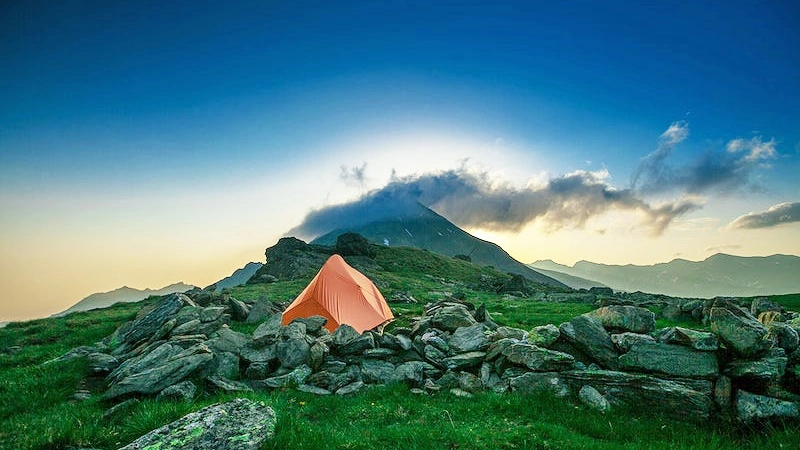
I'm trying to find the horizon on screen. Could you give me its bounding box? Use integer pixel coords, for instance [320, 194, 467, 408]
[2, 1, 798, 321]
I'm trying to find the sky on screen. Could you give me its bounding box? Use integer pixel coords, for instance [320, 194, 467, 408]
[1, 1, 799, 321]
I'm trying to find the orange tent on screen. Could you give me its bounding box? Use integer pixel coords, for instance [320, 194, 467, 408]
[281, 254, 394, 333]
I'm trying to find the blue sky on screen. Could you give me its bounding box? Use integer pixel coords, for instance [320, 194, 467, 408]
[1, 1, 799, 320]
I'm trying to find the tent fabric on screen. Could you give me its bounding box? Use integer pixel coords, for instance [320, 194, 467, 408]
[281, 254, 394, 333]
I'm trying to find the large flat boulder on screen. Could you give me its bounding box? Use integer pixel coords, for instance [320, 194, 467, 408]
[586, 306, 655, 333]
[709, 303, 771, 358]
[118, 398, 275, 450]
[501, 343, 575, 372]
[618, 342, 719, 379]
[559, 315, 619, 369]
[735, 390, 799, 424]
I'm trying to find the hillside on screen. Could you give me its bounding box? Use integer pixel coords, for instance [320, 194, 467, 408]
[208, 262, 263, 292]
[310, 201, 566, 288]
[531, 253, 800, 298]
[53, 282, 195, 317]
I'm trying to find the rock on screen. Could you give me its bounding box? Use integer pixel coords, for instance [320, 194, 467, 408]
[332, 324, 361, 347]
[105, 343, 214, 399]
[298, 384, 332, 395]
[579, 385, 610, 413]
[395, 334, 413, 351]
[394, 361, 426, 385]
[610, 333, 655, 353]
[724, 349, 787, 382]
[261, 364, 313, 388]
[208, 351, 240, 378]
[559, 315, 619, 370]
[501, 343, 575, 372]
[276, 337, 311, 369]
[586, 306, 656, 333]
[389, 291, 418, 304]
[88, 352, 119, 373]
[769, 322, 799, 353]
[492, 326, 528, 341]
[336, 381, 365, 395]
[291, 315, 328, 334]
[361, 359, 397, 384]
[207, 326, 249, 354]
[252, 314, 283, 346]
[562, 370, 714, 421]
[307, 366, 360, 392]
[618, 342, 719, 379]
[508, 372, 569, 397]
[424, 344, 447, 363]
[654, 327, 718, 352]
[528, 324, 560, 348]
[736, 390, 799, 424]
[449, 388, 473, 398]
[363, 348, 395, 359]
[308, 342, 329, 371]
[457, 371, 482, 392]
[422, 333, 450, 353]
[244, 361, 273, 380]
[751, 297, 783, 317]
[335, 232, 376, 258]
[200, 306, 226, 323]
[714, 375, 732, 412]
[157, 380, 197, 401]
[112, 294, 187, 349]
[228, 298, 250, 321]
[338, 333, 376, 355]
[206, 375, 254, 393]
[710, 302, 771, 358]
[441, 351, 486, 370]
[118, 398, 276, 450]
[240, 343, 277, 364]
[246, 297, 278, 324]
[430, 305, 478, 331]
[449, 324, 488, 353]
[103, 398, 140, 419]
[170, 319, 201, 337]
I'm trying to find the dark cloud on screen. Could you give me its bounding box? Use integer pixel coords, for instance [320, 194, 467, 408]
[289, 167, 701, 240]
[632, 124, 777, 195]
[729, 202, 800, 229]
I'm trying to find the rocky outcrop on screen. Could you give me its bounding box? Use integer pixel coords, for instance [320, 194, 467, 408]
[118, 398, 276, 450]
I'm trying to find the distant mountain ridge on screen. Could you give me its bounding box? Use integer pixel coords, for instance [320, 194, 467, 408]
[310, 202, 566, 288]
[530, 253, 800, 298]
[54, 282, 196, 317]
[208, 262, 263, 292]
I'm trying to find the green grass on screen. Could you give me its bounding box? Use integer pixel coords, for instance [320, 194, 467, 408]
[1, 246, 798, 449]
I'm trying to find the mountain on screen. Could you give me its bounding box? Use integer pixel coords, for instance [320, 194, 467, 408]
[54, 282, 196, 317]
[310, 202, 566, 288]
[528, 265, 607, 290]
[208, 262, 263, 292]
[530, 253, 800, 298]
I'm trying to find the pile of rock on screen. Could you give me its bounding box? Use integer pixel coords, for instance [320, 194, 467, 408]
[58, 291, 800, 426]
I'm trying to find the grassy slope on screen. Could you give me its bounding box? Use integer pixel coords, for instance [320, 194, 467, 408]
[1, 246, 798, 449]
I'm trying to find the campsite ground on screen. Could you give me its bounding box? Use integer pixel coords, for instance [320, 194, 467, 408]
[2, 246, 799, 449]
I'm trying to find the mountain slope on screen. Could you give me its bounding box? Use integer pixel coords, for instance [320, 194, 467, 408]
[208, 262, 263, 292]
[530, 254, 800, 298]
[310, 202, 566, 288]
[54, 282, 196, 317]
[529, 267, 607, 290]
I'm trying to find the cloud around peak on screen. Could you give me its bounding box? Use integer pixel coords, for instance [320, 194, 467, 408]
[729, 202, 800, 229]
[289, 166, 700, 240]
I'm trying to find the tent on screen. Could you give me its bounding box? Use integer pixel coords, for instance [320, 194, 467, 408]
[281, 254, 394, 333]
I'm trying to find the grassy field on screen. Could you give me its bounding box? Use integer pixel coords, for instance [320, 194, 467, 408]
[2, 247, 799, 449]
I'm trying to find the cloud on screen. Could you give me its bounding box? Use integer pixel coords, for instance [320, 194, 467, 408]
[631, 123, 778, 195]
[729, 202, 800, 229]
[289, 166, 701, 240]
[340, 162, 368, 189]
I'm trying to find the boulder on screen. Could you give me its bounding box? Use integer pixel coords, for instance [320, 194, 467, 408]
[528, 324, 560, 348]
[769, 322, 799, 353]
[724, 349, 787, 382]
[335, 232, 376, 258]
[336, 380, 365, 395]
[252, 314, 283, 346]
[457, 371, 483, 392]
[394, 361, 426, 385]
[105, 343, 214, 399]
[654, 327, 718, 352]
[618, 342, 719, 379]
[507, 372, 569, 397]
[586, 306, 656, 333]
[276, 338, 311, 369]
[579, 385, 610, 413]
[449, 324, 488, 353]
[360, 359, 397, 384]
[118, 398, 276, 450]
[260, 364, 313, 388]
[338, 333, 376, 355]
[610, 333, 655, 353]
[291, 316, 328, 334]
[206, 375, 254, 393]
[709, 303, 771, 358]
[87, 352, 119, 373]
[736, 390, 799, 424]
[492, 326, 528, 341]
[207, 326, 249, 354]
[332, 324, 361, 347]
[559, 315, 619, 369]
[562, 370, 714, 421]
[246, 297, 278, 324]
[430, 305, 478, 331]
[112, 293, 187, 349]
[200, 306, 226, 323]
[441, 351, 486, 370]
[501, 343, 575, 372]
[157, 380, 197, 401]
[228, 298, 250, 321]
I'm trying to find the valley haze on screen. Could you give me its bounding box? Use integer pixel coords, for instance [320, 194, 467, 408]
[1, 2, 798, 321]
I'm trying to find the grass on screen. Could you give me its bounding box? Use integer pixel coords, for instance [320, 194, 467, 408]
[1, 246, 798, 449]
